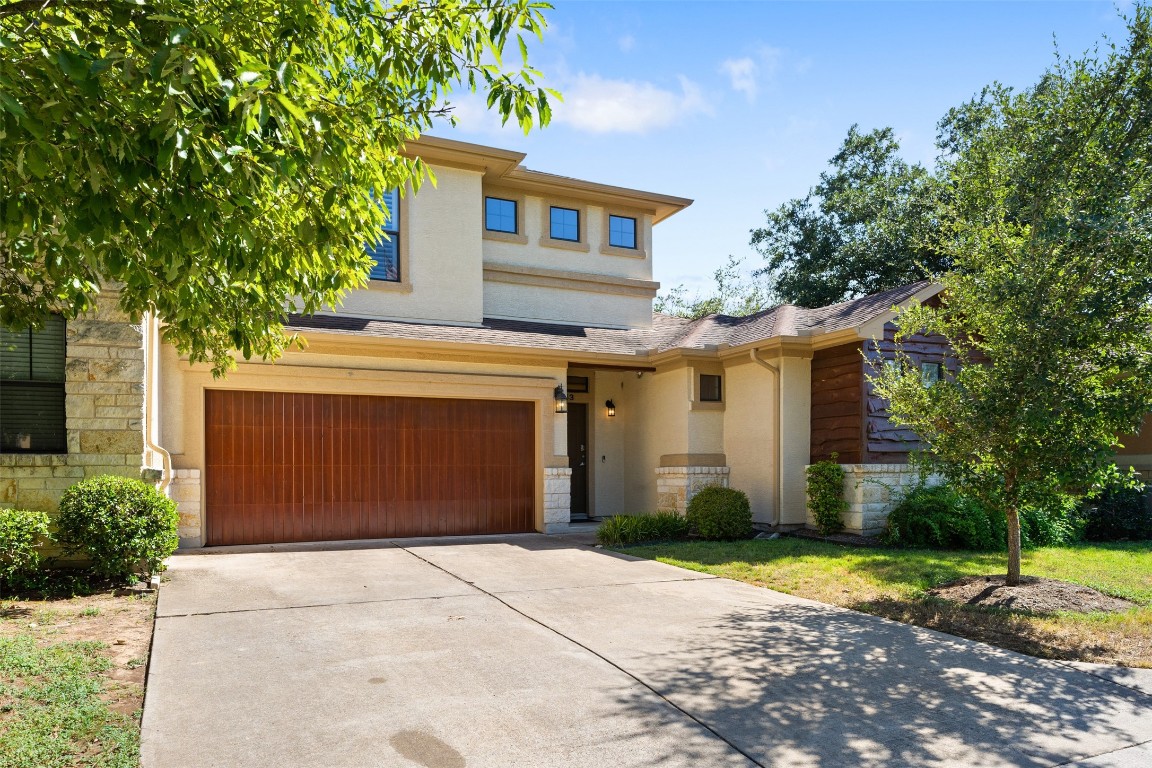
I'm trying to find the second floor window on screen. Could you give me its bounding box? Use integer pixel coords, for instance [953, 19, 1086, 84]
[700, 374, 722, 402]
[485, 197, 518, 234]
[367, 188, 400, 282]
[608, 215, 637, 249]
[549, 206, 580, 242]
[1, 316, 67, 454]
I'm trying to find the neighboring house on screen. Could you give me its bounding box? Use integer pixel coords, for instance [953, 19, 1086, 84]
[1, 136, 948, 546]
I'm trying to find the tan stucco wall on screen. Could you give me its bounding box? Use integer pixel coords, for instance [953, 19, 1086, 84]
[722, 358, 777, 526]
[160, 341, 568, 543]
[482, 281, 654, 329]
[331, 165, 485, 325]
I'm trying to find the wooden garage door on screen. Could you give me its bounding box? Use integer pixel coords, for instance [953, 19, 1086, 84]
[205, 391, 535, 545]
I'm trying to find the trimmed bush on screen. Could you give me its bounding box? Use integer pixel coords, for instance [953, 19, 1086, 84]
[884, 484, 1001, 550]
[806, 455, 847, 535]
[596, 512, 690, 547]
[57, 475, 179, 579]
[1082, 483, 1152, 541]
[686, 486, 754, 541]
[0, 508, 51, 591]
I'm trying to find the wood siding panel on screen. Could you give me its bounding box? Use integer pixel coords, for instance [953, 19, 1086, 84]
[205, 391, 535, 545]
[810, 342, 865, 463]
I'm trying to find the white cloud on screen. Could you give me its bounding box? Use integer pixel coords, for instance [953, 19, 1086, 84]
[618, 34, 635, 53]
[720, 57, 759, 102]
[720, 45, 787, 103]
[552, 73, 712, 134]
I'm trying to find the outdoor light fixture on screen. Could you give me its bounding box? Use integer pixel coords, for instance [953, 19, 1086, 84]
[605, 399, 616, 417]
[554, 384, 568, 414]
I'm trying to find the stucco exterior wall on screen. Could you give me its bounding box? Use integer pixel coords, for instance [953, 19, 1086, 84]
[1, 295, 154, 514]
[778, 355, 813, 526]
[331, 165, 485, 326]
[482, 281, 654, 329]
[723, 358, 777, 526]
[160, 341, 569, 545]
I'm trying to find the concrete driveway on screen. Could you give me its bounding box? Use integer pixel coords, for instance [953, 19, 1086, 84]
[141, 535, 1152, 768]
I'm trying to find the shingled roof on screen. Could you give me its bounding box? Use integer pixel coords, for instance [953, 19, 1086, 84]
[285, 281, 934, 358]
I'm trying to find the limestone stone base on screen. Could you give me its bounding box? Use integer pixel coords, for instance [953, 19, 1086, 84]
[168, 469, 203, 548]
[807, 463, 938, 535]
[656, 466, 731, 515]
[544, 467, 572, 534]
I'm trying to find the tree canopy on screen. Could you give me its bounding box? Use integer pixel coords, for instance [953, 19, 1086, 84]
[873, 5, 1152, 584]
[1, 0, 553, 373]
[654, 256, 774, 320]
[750, 125, 946, 307]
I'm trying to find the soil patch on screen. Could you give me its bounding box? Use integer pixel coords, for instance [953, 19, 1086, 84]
[784, 528, 885, 548]
[929, 575, 1135, 614]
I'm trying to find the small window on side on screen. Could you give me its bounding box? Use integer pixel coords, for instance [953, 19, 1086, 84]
[700, 374, 722, 402]
[921, 362, 943, 387]
[566, 375, 589, 394]
[549, 206, 580, 242]
[608, 215, 637, 249]
[485, 197, 518, 234]
[367, 188, 401, 282]
[1, 316, 67, 454]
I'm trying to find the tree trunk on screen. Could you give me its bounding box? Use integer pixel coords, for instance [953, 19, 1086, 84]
[1005, 506, 1022, 586]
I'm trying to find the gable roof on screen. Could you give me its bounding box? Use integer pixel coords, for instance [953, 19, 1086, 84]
[286, 281, 937, 362]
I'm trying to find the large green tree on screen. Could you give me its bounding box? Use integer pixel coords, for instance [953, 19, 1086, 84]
[751, 125, 946, 307]
[873, 5, 1152, 585]
[654, 255, 774, 320]
[1, 0, 553, 373]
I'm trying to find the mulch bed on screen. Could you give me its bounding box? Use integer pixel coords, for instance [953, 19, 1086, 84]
[928, 575, 1135, 614]
[783, 528, 886, 548]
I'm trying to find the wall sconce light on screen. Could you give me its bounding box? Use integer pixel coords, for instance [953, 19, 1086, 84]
[605, 399, 616, 417]
[554, 384, 568, 414]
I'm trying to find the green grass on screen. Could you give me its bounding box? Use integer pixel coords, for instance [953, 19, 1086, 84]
[0, 636, 139, 768]
[619, 538, 1152, 666]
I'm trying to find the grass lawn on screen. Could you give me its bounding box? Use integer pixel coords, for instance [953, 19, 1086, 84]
[0, 589, 156, 768]
[619, 538, 1152, 667]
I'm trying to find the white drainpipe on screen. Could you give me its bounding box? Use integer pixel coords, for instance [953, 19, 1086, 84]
[749, 348, 783, 528]
[143, 312, 173, 493]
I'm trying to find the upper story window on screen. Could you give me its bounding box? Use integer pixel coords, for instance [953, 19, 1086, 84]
[367, 188, 400, 282]
[485, 197, 518, 234]
[608, 215, 637, 249]
[549, 206, 580, 242]
[1, 316, 67, 454]
[699, 374, 722, 402]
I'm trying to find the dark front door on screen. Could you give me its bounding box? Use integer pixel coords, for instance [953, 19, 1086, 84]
[567, 403, 589, 519]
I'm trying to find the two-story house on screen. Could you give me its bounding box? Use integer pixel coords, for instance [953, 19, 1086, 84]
[3, 135, 972, 547]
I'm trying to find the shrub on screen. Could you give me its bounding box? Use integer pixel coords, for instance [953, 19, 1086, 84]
[0, 508, 51, 591]
[56, 475, 179, 579]
[596, 512, 690, 547]
[806, 455, 847, 535]
[884, 484, 1000, 550]
[1082, 483, 1152, 541]
[686, 486, 754, 541]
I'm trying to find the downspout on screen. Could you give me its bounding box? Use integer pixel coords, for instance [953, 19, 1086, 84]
[749, 348, 783, 528]
[143, 312, 173, 493]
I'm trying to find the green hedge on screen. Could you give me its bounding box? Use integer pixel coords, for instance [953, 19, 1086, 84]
[597, 512, 690, 547]
[686, 486, 754, 541]
[0, 508, 51, 592]
[806, 456, 847, 535]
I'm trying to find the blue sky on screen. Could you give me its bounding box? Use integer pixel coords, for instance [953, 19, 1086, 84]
[437, 1, 1133, 299]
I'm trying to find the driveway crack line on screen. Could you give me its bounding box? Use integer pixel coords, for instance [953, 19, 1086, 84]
[1050, 736, 1152, 766]
[393, 542, 765, 768]
[157, 591, 484, 619]
[483, 575, 718, 596]
[1050, 661, 1152, 701]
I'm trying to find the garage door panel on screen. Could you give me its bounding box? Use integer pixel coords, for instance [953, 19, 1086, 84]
[205, 391, 535, 545]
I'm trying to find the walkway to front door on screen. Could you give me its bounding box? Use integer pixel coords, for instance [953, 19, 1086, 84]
[142, 535, 1152, 768]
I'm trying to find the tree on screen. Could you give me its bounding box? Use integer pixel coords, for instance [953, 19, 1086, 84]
[873, 5, 1152, 585]
[1, 0, 554, 374]
[750, 125, 946, 307]
[654, 255, 775, 319]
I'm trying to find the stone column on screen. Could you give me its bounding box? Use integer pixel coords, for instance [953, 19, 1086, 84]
[543, 467, 572, 534]
[656, 465, 731, 515]
[168, 469, 203, 548]
[804, 463, 938, 535]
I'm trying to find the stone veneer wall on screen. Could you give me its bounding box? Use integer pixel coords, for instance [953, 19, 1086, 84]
[168, 469, 202, 547]
[0, 296, 154, 514]
[543, 467, 571, 534]
[810, 463, 938, 536]
[656, 466, 731, 515]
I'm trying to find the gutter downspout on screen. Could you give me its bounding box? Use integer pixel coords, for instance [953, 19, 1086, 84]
[143, 312, 173, 493]
[750, 348, 783, 528]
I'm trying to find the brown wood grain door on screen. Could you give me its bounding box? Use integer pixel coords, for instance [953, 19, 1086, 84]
[204, 391, 536, 545]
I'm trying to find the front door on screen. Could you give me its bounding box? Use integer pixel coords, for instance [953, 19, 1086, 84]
[567, 403, 589, 519]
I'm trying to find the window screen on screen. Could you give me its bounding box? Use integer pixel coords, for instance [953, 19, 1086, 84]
[485, 197, 518, 233]
[549, 206, 580, 242]
[367, 188, 401, 282]
[1, 316, 67, 453]
[700, 374, 722, 402]
[608, 215, 637, 249]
